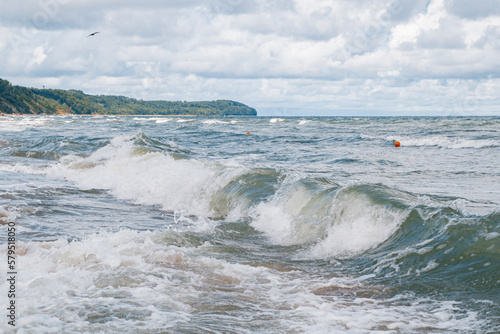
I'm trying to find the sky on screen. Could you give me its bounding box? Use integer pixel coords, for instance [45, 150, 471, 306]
[1, 0, 500, 116]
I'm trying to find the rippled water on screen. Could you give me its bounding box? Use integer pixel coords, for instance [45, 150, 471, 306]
[0, 115, 499, 333]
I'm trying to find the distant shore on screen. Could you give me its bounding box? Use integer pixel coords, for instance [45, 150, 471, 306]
[0, 78, 257, 117]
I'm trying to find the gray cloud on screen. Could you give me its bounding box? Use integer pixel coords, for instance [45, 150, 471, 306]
[1, 0, 499, 115]
[388, 0, 430, 22]
[447, 0, 500, 19]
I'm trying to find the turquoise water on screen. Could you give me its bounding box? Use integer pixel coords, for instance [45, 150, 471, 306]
[0, 115, 499, 333]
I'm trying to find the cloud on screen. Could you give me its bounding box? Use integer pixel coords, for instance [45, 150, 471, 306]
[416, 17, 466, 49]
[1, 0, 499, 115]
[447, 0, 500, 19]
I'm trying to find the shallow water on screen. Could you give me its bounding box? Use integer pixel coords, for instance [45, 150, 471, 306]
[0, 115, 499, 333]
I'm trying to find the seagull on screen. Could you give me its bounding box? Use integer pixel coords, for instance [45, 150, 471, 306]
[87, 31, 100, 37]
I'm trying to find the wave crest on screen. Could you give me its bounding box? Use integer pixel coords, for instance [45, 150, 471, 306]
[48, 133, 245, 217]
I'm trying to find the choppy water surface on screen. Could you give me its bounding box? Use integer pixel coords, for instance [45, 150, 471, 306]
[0, 115, 499, 333]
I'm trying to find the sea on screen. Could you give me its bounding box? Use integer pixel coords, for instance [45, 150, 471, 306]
[0, 115, 499, 333]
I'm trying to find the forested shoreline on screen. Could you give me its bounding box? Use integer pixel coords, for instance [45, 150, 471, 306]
[0, 78, 257, 116]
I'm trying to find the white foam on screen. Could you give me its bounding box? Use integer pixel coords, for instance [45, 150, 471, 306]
[251, 184, 407, 259]
[485, 232, 500, 240]
[202, 119, 238, 125]
[2, 229, 481, 333]
[0, 206, 19, 223]
[251, 182, 325, 246]
[399, 136, 498, 149]
[45, 133, 245, 217]
[0, 162, 45, 175]
[203, 120, 230, 125]
[155, 118, 172, 124]
[307, 191, 407, 259]
[287, 293, 482, 333]
[132, 117, 166, 122]
[416, 260, 440, 275]
[3, 230, 200, 331]
[0, 116, 51, 132]
[269, 118, 285, 123]
[365, 134, 500, 149]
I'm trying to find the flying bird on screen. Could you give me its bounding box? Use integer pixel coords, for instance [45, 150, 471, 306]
[87, 32, 100, 37]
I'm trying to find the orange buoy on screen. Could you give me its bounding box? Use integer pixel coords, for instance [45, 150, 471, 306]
[394, 141, 401, 147]
[246, 132, 251, 135]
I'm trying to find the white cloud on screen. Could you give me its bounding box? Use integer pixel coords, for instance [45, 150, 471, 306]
[416, 17, 466, 49]
[0, 0, 499, 115]
[27, 45, 48, 69]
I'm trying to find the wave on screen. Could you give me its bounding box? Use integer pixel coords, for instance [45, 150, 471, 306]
[132, 117, 164, 121]
[360, 208, 500, 301]
[6, 133, 499, 272]
[155, 118, 172, 124]
[3, 227, 486, 332]
[0, 116, 51, 132]
[247, 177, 499, 303]
[250, 182, 411, 258]
[203, 120, 238, 125]
[3, 129, 499, 328]
[361, 134, 500, 149]
[44, 133, 247, 217]
[394, 136, 499, 149]
[306, 185, 410, 259]
[5, 132, 414, 260]
[4, 229, 265, 331]
[3, 136, 76, 161]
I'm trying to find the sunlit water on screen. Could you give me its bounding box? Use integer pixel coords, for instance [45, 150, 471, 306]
[0, 115, 499, 333]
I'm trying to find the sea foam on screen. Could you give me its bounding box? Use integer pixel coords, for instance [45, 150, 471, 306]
[251, 182, 408, 258]
[4, 228, 482, 333]
[46, 133, 245, 217]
